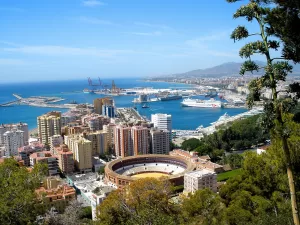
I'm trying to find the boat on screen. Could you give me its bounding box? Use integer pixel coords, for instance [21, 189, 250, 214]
[83, 89, 95, 94]
[181, 98, 222, 108]
[160, 94, 183, 101]
[142, 104, 149, 108]
[69, 100, 78, 104]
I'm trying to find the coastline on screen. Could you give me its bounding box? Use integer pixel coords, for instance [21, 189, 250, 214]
[29, 127, 38, 136]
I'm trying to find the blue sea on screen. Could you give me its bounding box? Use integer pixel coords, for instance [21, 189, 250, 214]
[0, 78, 247, 130]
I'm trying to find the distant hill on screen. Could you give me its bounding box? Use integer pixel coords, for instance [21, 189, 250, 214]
[168, 61, 300, 78]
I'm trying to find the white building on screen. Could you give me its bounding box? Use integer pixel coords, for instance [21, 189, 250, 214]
[3, 129, 24, 156]
[0, 122, 28, 145]
[66, 173, 115, 220]
[184, 169, 217, 194]
[150, 128, 170, 154]
[151, 114, 172, 133]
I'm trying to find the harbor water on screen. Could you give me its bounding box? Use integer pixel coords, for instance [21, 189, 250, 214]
[0, 78, 247, 130]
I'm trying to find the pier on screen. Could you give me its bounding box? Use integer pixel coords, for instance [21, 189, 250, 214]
[0, 94, 77, 109]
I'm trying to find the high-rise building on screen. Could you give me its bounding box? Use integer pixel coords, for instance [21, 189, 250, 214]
[0, 122, 28, 145]
[103, 123, 116, 150]
[150, 128, 170, 154]
[102, 105, 115, 118]
[65, 135, 93, 173]
[3, 128, 24, 156]
[37, 111, 61, 145]
[184, 169, 217, 193]
[151, 114, 172, 133]
[85, 131, 108, 156]
[131, 126, 149, 155]
[55, 144, 74, 174]
[114, 125, 133, 158]
[94, 98, 113, 115]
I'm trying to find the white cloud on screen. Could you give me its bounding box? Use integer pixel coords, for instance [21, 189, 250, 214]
[2, 45, 136, 58]
[185, 30, 231, 47]
[79, 16, 115, 25]
[0, 58, 28, 65]
[126, 31, 162, 36]
[82, 0, 105, 7]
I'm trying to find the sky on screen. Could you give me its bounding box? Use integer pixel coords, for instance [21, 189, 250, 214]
[0, 0, 273, 83]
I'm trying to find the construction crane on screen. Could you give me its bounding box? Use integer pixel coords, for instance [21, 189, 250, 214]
[87, 77, 102, 87]
[111, 80, 120, 95]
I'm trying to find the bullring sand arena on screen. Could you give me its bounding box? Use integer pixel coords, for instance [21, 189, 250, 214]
[131, 172, 169, 178]
[105, 154, 195, 188]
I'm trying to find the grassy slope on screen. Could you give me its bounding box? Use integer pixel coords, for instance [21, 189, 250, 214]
[217, 168, 242, 182]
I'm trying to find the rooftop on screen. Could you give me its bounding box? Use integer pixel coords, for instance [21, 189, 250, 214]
[185, 169, 215, 178]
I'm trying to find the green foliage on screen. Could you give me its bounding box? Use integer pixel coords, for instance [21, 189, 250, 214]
[181, 115, 269, 163]
[180, 189, 226, 225]
[226, 153, 244, 169]
[217, 168, 242, 182]
[0, 158, 48, 224]
[171, 185, 184, 193]
[80, 206, 93, 220]
[97, 167, 105, 175]
[181, 138, 201, 151]
[97, 178, 179, 225]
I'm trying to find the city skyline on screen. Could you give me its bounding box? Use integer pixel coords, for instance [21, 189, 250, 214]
[0, 0, 275, 83]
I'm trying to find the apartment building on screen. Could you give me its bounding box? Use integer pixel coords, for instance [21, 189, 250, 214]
[151, 114, 172, 133]
[65, 135, 93, 173]
[55, 144, 74, 174]
[30, 151, 59, 176]
[0, 122, 28, 145]
[114, 125, 133, 158]
[84, 131, 108, 156]
[184, 169, 217, 193]
[131, 126, 149, 155]
[150, 128, 170, 154]
[3, 128, 24, 156]
[37, 111, 61, 144]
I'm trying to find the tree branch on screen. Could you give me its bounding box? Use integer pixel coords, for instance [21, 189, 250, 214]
[271, 58, 286, 62]
[249, 33, 261, 36]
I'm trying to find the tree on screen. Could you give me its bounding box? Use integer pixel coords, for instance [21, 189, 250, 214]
[0, 158, 48, 224]
[181, 138, 201, 151]
[41, 200, 93, 225]
[226, 153, 243, 169]
[180, 189, 226, 225]
[96, 178, 179, 225]
[220, 150, 292, 224]
[227, 0, 300, 223]
[268, 0, 300, 63]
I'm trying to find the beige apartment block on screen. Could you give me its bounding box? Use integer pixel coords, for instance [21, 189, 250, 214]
[37, 111, 61, 145]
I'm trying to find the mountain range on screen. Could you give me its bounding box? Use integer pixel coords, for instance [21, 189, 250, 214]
[167, 61, 300, 78]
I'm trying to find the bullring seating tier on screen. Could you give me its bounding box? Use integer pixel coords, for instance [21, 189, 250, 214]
[115, 163, 185, 176]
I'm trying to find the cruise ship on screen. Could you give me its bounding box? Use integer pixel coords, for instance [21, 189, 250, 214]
[181, 98, 222, 108]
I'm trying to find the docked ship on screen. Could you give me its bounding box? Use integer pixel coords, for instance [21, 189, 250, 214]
[181, 98, 222, 108]
[160, 94, 183, 101]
